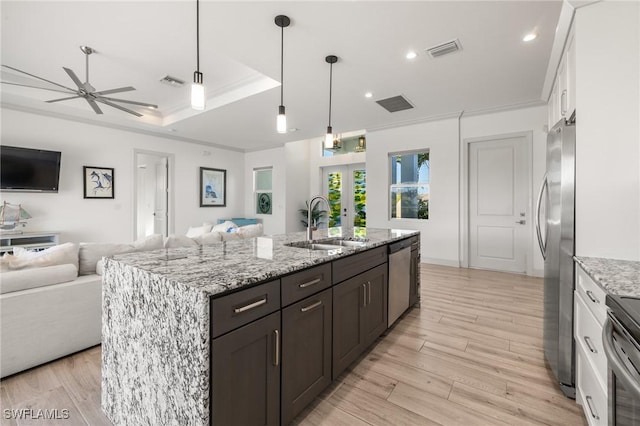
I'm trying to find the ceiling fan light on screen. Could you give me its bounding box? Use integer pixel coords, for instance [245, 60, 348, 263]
[191, 82, 205, 110]
[277, 105, 287, 133]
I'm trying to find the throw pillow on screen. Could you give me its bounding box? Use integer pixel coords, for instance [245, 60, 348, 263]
[237, 224, 264, 239]
[186, 225, 212, 238]
[2, 243, 80, 272]
[211, 221, 238, 233]
[79, 242, 135, 275]
[132, 234, 164, 251]
[163, 234, 199, 249]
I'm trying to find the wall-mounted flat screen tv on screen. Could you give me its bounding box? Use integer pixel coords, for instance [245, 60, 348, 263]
[0, 146, 62, 192]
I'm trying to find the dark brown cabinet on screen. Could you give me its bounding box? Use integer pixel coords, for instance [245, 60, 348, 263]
[409, 239, 420, 307]
[281, 288, 332, 425]
[332, 263, 387, 379]
[211, 311, 281, 426]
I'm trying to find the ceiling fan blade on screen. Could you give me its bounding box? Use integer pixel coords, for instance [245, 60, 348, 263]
[63, 67, 84, 90]
[1, 81, 77, 95]
[95, 86, 135, 96]
[86, 98, 103, 114]
[96, 98, 143, 117]
[2, 64, 77, 92]
[99, 96, 158, 109]
[46, 95, 83, 103]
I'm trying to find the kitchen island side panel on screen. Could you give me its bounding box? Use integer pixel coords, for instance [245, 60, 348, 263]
[101, 258, 210, 426]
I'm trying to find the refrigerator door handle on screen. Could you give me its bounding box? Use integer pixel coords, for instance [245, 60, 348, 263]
[535, 173, 548, 259]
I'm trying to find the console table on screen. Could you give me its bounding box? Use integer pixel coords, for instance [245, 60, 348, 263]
[0, 232, 59, 254]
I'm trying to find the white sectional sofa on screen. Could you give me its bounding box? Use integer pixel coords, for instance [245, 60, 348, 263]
[0, 221, 263, 378]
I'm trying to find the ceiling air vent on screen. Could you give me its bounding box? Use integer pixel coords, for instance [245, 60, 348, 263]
[426, 39, 462, 58]
[376, 95, 414, 113]
[159, 75, 185, 87]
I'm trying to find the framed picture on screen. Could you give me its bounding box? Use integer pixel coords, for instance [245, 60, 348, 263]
[83, 166, 114, 199]
[200, 167, 226, 207]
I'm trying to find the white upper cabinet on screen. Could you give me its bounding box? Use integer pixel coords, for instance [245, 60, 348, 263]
[566, 30, 576, 119]
[548, 25, 576, 128]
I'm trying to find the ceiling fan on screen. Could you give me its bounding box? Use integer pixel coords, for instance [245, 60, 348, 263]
[1, 46, 158, 117]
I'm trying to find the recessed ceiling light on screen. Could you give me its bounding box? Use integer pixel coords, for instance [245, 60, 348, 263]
[523, 33, 537, 42]
[365, 92, 373, 98]
[406, 51, 418, 60]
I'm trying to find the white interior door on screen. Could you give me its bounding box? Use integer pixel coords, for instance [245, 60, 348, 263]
[153, 158, 168, 236]
[469, 136, 529, 273]
[135, 152, 169, 239]
[322, 164, 366, 228]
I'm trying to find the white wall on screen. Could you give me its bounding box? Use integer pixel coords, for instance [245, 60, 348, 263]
[244, 147, 286, 235]
[284, 140, 310, 233]
[367, 118, 461, 265]
[574, 1, 640, 260]
[1, 108, 245, 243]
[460, 105, 548, 275]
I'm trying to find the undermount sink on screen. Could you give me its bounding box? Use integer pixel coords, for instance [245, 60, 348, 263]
[285, 237, 369, 251]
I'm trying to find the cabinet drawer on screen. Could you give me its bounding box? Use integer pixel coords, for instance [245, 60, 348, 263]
[575, 291, 608, 391]
[281, 263, 332, 307]
[333, 246, 387, 284]
[576, 344, 607, 426]
[210, 280, 281, 338]
[576, 265, 607, 325]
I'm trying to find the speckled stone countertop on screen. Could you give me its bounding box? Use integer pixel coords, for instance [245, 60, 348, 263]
[574, 256, 640, 297]
[109, 227, 418, 298]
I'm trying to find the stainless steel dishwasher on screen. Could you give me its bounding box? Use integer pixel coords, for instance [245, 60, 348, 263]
[388, 239, 411, 327]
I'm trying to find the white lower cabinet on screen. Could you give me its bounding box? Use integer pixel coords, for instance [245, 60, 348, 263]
[574, 264, 608, 425]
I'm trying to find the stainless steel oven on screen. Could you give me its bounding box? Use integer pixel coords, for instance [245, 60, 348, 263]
[603, 300, 640, 425]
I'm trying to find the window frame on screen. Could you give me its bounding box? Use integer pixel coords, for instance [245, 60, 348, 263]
[388, 149, 430, 221]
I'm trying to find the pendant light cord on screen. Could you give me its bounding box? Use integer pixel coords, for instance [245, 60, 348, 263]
[280, 25, 284, 105]
[328, 61, 333, 127]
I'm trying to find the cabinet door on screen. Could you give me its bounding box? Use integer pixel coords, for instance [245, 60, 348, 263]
[332, 274, 366, 379]
[362, 263, 388, 348]
[211, 311, 280, 426]
[548, 82, 559, 129]
[566, 31, 576, 119]
[558, 55, 568, 119]
[281, 289, 332, 425]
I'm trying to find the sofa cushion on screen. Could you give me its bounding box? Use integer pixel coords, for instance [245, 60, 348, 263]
[1, 243, 79, 272]
[79, 242, 135, 275]
[186, 225, 212, 238]
[163, 234, 199, 249]
[0, 264, 78, 294]
[96, 259, 105, 276]
[196, 231, 224, 245]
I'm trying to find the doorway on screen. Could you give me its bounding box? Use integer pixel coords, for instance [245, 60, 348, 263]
[134, 150, 173, 239]
[322, 164, 366, 228]
[466, 133, 531, 274]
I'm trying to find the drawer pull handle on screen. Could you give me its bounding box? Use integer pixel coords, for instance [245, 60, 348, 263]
[585, 395, 599, 420]
[367, 281, 372, 305]
[273, 330, 279, 367]
[234, 297, 267, 314]
[586, 290, 600, 304]
[301, 300, 323, 313]
[299, 278, 321, 289]
[583, 336, 597, 353]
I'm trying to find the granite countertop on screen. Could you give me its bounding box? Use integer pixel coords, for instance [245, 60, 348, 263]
[575, 256, 640, 297]
[108, 227, 418, 298]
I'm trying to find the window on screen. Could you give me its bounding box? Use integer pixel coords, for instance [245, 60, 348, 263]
[254, 167, 272, 215]
[390, 151, 429, 219]
[322, 134, 367, 157]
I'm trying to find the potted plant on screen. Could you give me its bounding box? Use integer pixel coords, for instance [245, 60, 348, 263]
[298, 201, 328, 229]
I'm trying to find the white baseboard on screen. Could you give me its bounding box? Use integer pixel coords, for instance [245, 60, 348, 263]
[420, 257, 461, 268]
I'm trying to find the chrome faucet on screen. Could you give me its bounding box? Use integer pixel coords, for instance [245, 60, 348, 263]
[307, 195, 329, 241]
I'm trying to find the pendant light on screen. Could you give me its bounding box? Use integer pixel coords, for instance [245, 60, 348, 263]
[324, 55, 338, 149]
[191, 0, 205, 110]
[275, 15, 290, 134]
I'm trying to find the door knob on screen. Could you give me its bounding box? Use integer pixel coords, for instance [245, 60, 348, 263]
[516, 220, 526, 225]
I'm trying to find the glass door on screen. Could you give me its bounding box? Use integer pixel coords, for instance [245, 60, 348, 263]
[322, 164, 366, 229]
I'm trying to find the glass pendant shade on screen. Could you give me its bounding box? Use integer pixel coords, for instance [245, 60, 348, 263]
[191, 82, 205, 110]
[277, 105, 287, 133]
[324, 126, 334, 149]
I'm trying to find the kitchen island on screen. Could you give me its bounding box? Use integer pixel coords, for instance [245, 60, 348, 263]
[101, 227, 419, 426]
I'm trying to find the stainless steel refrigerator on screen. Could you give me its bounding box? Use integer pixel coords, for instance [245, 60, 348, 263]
[536, 117, 576, 398]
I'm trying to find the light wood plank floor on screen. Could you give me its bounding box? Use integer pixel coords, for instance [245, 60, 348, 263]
[0, 264, 587, 426]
